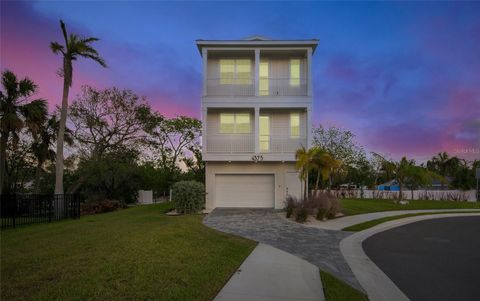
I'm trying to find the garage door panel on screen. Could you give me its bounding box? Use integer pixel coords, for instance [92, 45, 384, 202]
[215, 174, 274, 208]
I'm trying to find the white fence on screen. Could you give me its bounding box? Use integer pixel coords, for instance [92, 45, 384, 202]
[314, 189, 478, 202]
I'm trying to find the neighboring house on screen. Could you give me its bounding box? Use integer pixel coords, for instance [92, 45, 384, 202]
[377, 180, 400, 191]
[197, 36, 318, 210]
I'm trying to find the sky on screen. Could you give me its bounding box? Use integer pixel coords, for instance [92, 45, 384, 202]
[1, 1, 479, 162]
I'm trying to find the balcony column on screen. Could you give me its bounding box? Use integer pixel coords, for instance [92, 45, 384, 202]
[202, 48, 208, 97]
[307, 48, 312, 97]
[254, 107, 260, 153]
[307, 107, 312, 149]
[202, 108, 207, 153]
[254, 49, 260, 97]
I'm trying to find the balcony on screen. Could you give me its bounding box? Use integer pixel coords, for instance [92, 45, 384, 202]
[206, 77, 307, 97]
[205, 134, 306, 154]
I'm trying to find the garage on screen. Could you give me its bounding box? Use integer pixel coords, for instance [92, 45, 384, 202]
[215, 174, 275, 208]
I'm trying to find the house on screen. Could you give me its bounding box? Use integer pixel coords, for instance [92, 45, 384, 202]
[377, 180, 400, 191]
[197, 36, 318, 210]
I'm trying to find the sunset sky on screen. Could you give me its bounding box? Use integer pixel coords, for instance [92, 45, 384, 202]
[1, 1, 479, 161]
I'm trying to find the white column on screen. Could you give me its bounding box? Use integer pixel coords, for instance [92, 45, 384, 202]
[202, 107, 207, 153]
[307, 48, 312, 97]
[254, 49, 260, 97]
[307, 107, 312, 149]
[254, 107, 260, 153]
[202, 48, 208, 97]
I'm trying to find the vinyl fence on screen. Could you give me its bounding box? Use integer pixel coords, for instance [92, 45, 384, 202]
[0, 194, 82, 229]
[314, 189, 478, 202]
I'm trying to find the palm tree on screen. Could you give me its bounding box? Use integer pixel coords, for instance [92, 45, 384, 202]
[50, 20, 106, 194]
[0, 70, 47, 194]
[310, 147, 340, 191]
[295, 146, 313, 200]
[31, 115, 73, 193]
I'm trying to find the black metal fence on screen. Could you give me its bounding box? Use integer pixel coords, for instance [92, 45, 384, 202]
[0, 194, 82, 229]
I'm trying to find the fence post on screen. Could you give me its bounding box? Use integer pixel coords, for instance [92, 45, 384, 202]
[48, 197, 52, 223]
[12, 195, 17, 228]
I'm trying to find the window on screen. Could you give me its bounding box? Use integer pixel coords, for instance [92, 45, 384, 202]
[290, 112, 300, 138]
[220, 59, 251, 85]
[259, 61, 269, 96]
[259, 115, 270, 152]
[220, 113, 251, 134]
[290, 59, 300, 87]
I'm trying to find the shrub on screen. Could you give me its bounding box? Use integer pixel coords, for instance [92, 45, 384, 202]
[171, 181, 205, 214]
[285, 195, 298, 218]
[295, 206, 308, 223]
[316, 207, 327, 220]
[310, 192, 341, 220]
[81, 199, 124, 215]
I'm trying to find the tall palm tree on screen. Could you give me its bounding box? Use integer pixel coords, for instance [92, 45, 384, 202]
[32, 115, 73, 193]
[295, 146, 313, 200]
[50, 20, 106, 194]
[0, 70, 47, 194]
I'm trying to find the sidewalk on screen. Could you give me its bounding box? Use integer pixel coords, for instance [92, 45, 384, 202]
[305, 209, 480, 230]
[215, 243, 324, 301]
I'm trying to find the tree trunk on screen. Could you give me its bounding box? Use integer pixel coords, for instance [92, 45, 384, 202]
[0, 130, 8, 194]
[303, 170, 308, 201]
[398, 182, 403, 202]
[315, 170, 320, 191]
[33, 160, 43, 193]
[54, 60, 71, 195]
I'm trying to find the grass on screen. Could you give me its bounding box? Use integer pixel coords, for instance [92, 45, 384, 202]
[339, 198, 480, 216]
[342, 210, 480, 232]
[320, 270, 368, 301]
[1, 203, 256, 301]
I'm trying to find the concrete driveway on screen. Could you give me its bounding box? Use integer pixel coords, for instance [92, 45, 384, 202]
[203, 208, 362, 290]
[363, 215, 480, 301]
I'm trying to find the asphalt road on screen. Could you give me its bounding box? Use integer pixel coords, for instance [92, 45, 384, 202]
[363, 216, 480, 301]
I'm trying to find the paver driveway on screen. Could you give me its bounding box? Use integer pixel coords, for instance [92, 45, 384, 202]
[203, 208, 362, 290]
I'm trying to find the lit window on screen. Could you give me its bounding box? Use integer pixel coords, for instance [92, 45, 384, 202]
[290, 59, 300, 87]
[259, 61, 269, 96]
[220, 112, 251, 134]
[259, 115, 270, 152]
[290, 113, 300, 138]
[236, 59, 251, 85]
[220, 59, 251, 85]
[220, 113, 235, 133]
[235, 113, 251, 133]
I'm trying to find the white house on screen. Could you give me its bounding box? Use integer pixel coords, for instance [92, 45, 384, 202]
[197, 36, 318, 210]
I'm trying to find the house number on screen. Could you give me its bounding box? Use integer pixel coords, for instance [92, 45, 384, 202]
[251, 155, 264, 163]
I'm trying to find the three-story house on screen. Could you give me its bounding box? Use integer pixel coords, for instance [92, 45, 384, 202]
[197, 36, 318, 210]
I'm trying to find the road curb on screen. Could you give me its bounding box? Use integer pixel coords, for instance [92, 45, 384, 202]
[339, 213, 480, 301]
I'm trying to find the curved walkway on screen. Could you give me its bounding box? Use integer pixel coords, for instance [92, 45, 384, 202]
[203, 208, 362, 290]
[305, 209, 480, 230]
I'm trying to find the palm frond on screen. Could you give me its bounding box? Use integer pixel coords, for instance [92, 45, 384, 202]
[50, 41, 65, 55]
[18, 78, 38, 98]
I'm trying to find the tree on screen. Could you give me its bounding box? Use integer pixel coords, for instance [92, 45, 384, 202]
[426, 152, 463, 188]
[50, 20, 106, 194]
[295, 146, 314, 200]
[148, 116, 202, 172]
[69, 86, 154, 159]
[31, 115, 73, 193]
[0, 70, 47, 194]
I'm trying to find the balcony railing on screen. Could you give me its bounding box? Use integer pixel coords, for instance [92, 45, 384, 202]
[207, 134, 255, 153]
[206, 78, 255, 96]
[206, 134, 306, 154]
[262, 136, 307, 154]
[206, 77, 308, 97]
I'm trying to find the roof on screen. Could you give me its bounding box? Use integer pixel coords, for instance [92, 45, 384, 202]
[378, 179, 399, 187]
[196, 36, 319, 55]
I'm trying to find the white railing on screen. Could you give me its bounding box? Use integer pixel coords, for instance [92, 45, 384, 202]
[262, 136, 307, 154]
[206, 77, 308, 97]
[206, 78, 255, 96]
[260, 78, 307, 96]
[206, 134, 255, 153]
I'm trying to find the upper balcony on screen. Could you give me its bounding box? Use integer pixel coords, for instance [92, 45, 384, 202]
[197, 37, 318, 99]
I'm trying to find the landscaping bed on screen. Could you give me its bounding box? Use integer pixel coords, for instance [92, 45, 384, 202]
[1, 203, 256, 301]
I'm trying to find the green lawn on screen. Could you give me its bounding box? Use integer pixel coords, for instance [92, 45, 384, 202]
[320, 270, 368, 301]
[339, 198, 480, 216]
[342, 211, 480, 232]
[1, 203, 256, 301]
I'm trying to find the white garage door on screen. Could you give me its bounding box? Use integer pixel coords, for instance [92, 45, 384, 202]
[215, 174, 275, 208]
